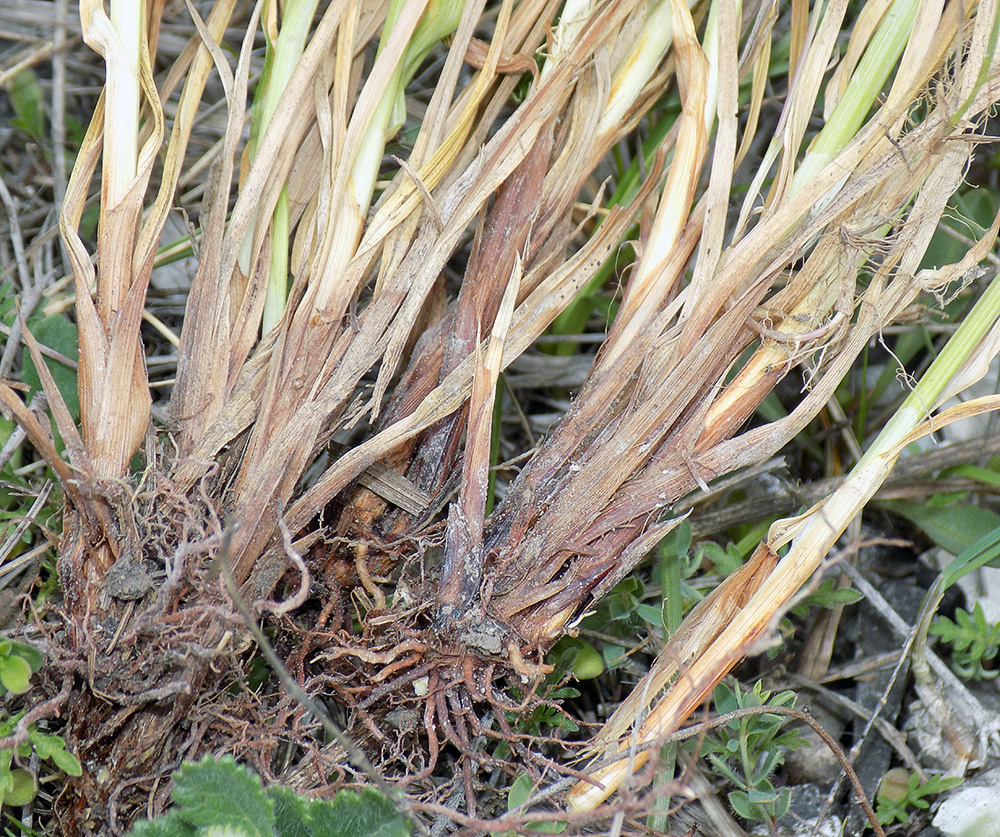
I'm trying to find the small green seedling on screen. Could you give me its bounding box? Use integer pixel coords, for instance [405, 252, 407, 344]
[701, 682, 807, 826]
[930, 602, 1000, 680]
[873, 767, 961, 827]
[790, 578, 863, 617]
[0, 715, 83, 808]
[1, 639, 82, 809]
[493, 686, 580, 762]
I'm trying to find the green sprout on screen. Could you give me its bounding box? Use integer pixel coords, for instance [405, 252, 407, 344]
[701, 681, 807, 825]
[931, 602, 1000, 680]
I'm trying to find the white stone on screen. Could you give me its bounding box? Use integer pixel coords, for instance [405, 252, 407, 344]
[933, 767, 1000, 837]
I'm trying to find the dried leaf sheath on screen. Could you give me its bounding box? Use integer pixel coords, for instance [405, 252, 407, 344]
[568, 8, 1000, 802]
[199, 0, 668, 584]
[438, 258, 521, 617]
[327, 124, 555, 576]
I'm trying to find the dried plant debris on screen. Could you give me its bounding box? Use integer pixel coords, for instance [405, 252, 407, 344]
[1, 0, 1000, 833]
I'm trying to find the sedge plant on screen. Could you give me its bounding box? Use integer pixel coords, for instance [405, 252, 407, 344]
[2, 0, 1000, 831]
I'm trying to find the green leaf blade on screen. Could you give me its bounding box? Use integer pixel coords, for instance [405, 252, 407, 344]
[883, 501, 1000, 557]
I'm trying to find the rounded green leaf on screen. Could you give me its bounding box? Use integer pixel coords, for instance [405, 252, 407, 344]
[3, 768, 37, 807]
[507, 773, 535, 812]
[571, 641, 604, 680]
[0, 653, 33, 694]
[878, 768, 912, 804]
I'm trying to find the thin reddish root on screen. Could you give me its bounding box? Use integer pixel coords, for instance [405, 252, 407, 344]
[372, 651, 424, 683]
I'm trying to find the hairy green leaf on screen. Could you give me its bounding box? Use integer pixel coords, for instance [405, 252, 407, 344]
[307, 787, 409, 837]
[170, 755, 273, 836]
